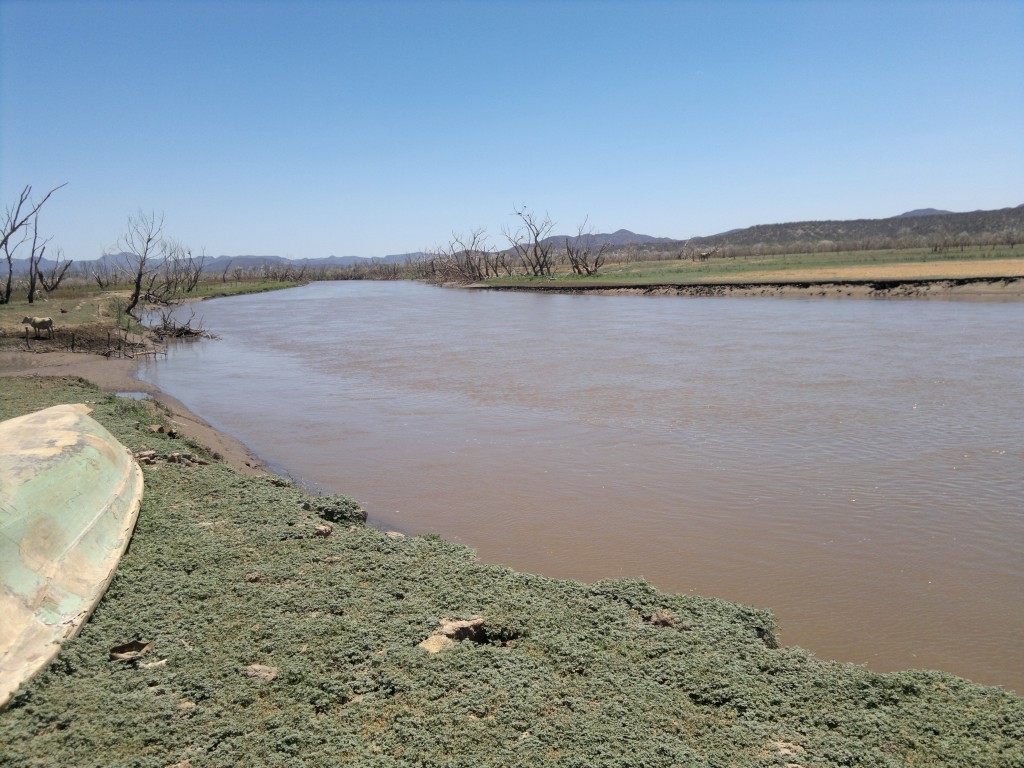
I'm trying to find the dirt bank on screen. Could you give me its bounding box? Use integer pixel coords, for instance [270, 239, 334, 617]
[482, 276, 1024, 299]
[0, 349, 270, 476]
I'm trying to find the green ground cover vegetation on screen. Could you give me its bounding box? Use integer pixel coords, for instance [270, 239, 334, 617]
[175, 279, 304, 301]
[0, 378, 1021, 766]
[0, 281, 300, 352]
[0, 280, 301, 327]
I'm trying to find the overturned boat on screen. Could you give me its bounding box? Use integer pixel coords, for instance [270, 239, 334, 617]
[0, 404, 143, 708]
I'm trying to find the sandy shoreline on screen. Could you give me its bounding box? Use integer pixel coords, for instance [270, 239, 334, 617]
[0, 349, 271, 477]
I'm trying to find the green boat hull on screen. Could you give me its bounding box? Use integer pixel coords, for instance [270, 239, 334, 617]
[0, 404, 143, 708]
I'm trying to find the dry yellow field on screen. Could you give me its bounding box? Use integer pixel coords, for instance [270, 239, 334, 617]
[713, 257, 1024, 283]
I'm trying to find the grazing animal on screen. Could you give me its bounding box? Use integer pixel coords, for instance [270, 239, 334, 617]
[21, 316, 54, 339]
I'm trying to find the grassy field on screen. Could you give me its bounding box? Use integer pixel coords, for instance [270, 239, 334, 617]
[487, 246, 1024, 286]
[0, 377, 1021, 767]
[0, 280, 301, 349]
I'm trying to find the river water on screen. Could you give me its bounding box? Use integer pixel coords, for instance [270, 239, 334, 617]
[139, 281, 1024, 691]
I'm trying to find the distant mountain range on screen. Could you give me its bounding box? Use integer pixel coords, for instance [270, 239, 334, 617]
[10, 206, 1022, 277]
[540, 229, 679, 249]
[196, 252, 421, 272]
[896, 208, 955, 218]
[8, 251, 423, 278]
[541, 207, 1023, 250]
[461, 206, 1023, 255]
[691, 204, 1024, 248]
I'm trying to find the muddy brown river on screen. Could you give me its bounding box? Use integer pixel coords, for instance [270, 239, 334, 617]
[139, 281, 1024, 692]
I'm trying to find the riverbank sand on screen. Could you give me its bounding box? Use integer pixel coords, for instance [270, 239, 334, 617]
[0, 350, 270, 477]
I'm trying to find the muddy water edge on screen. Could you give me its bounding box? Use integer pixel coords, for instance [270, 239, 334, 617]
[139, 281, 1024, 692]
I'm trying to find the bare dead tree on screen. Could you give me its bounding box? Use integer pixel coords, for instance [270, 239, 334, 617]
[564, 218, 609, 276]
[929, 230, 950, 254]
[92, 259, 119, 289]
[1, 221, 30, 304]
[261, 260, 305, 282]
[1, 183, 66, 304]
[148, 238, 204, 300]
[405, 251, 439, 280]
[111, 210, 166, 318]
[489, 249, 516, 277]
[38, 247, 74, 293]
[156, 238, 186, 297]
[26, 215, 53, 303]
[620, 244, 640, 264]
[183, 247, 206, 292]
[422, 249, 443, 283]
[503, 205, 555, 277]
[433, 229, 494, 282]
[136, 238, 180, 305]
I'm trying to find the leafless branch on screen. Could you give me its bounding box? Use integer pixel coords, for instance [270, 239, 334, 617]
[1, 183, 66, 304]
[503, 205, 555, 277]
[38, 247, 74, 293]
[111, 210, 165, 317]
[564, 217, 608, 276]
[26, 214, 53, 303]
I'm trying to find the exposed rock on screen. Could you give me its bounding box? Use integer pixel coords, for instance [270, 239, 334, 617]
[109, 640, 154, 662]
[438, 618, 487, 641]
[647, 611, 677, 628]
[134, 450, 158, 465]
[418, 617, 488, 653]
[162, 452, 208, 467]
[243, 663, 278, 681]
[418, 634, 455, 653]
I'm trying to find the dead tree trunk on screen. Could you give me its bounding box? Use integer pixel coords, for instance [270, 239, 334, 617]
[1, 183, 65, 304]
[503, 206, 555, 277]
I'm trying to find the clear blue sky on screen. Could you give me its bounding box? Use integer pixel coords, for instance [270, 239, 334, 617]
[2, 0, 1021, 260]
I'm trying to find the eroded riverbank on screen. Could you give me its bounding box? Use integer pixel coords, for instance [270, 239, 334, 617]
[477, 275, 1024, 299]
